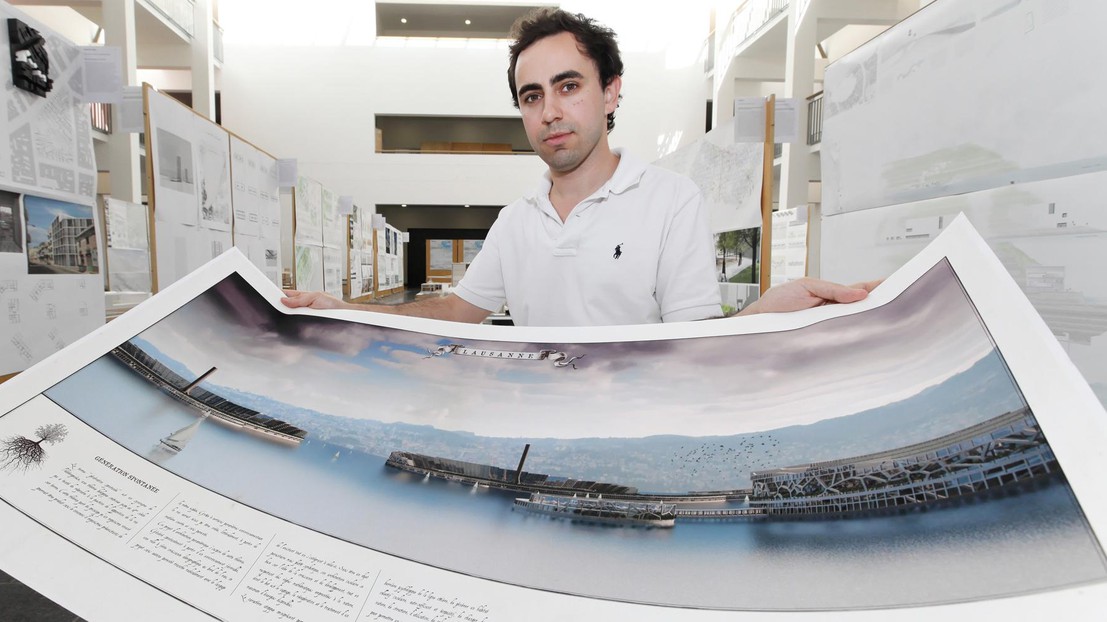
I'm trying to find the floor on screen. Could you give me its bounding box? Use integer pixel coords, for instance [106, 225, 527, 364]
[0, 570, 82, 622]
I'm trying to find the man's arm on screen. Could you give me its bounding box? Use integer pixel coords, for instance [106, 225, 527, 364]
[736, 278, 882, 316]
[280, 290, 491, 323]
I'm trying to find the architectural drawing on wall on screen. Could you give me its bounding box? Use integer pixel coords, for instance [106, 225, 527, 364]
[104, 197, 150, 293]
[655, 116, 763, 232]
[8, 225, 1101, 612]
[196, 127, 232, 232]
[294, 176, 322, 246]
[0, 4, 105, 377]
[0, 4, 97, 206]
[155, 129, 195, 195]
[0, 191, 24, 254]
[146, 87, 234, 291]
[294, 244, 322, 293]
[462, 239, 483, 264]
[429, 239, 452, 271]
[821, 0, 1107, 215]
[322, 246, 342, 298]
[821, 171, 1107, 410]
[229, 136, 281, 286]
[24, 196, 97, 275]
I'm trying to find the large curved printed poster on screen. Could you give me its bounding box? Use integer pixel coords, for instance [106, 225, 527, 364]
[1, 218, 1106, 620]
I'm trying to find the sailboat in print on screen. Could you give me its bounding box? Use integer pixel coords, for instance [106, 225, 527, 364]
[160, 413, 208, 453]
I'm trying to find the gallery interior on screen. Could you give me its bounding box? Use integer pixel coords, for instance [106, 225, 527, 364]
[2, 0, 1106, 619]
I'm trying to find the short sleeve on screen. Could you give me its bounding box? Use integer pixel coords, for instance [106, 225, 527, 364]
[453, 216, 508, 312]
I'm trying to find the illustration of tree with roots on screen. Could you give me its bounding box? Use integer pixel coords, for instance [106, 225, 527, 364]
[1, 423, 69, 471]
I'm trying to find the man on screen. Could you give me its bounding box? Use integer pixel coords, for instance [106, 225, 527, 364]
[282, 9, 873, 324]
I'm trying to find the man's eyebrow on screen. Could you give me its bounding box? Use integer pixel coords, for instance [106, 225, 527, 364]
[550, 70, 584, 84]
[517, 70, 585, 99]
[517, 82, 542, 98]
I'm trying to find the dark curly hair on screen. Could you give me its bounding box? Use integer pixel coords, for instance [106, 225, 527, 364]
[507, 9, 624, 132]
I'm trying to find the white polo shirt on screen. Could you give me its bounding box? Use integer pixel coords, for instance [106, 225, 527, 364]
[454, 149, 722, 327]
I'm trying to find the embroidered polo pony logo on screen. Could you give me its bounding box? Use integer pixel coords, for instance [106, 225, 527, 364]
[613, 243, 623, 259]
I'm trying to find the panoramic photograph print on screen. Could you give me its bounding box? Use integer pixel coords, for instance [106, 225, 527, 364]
[40, 259, 1107, 610]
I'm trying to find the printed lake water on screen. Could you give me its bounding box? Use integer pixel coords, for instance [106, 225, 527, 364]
[45, 356, 1107, 610]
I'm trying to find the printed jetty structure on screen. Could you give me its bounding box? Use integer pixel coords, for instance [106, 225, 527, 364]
[385, 444, 638, 496]
[748, 408, 1056, 516]
[513, 492, 677, 528]
[111, 342, 307, 445]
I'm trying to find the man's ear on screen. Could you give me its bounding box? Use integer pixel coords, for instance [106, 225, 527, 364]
[603, 75, 622, 114]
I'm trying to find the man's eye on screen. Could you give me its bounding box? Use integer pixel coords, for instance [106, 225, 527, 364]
[522, 93, 540, 104]
[561, 82, 578, 93]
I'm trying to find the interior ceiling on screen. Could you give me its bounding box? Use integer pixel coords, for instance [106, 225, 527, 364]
[376, 3, 551, 38]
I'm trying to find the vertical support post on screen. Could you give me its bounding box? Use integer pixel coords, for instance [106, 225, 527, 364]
[104, 0, 140, 203]
[759, 94, 775, 295]
[192, 0, 215, 119]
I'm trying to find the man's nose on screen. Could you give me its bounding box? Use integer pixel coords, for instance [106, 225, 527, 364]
[542, 97, 562, 123]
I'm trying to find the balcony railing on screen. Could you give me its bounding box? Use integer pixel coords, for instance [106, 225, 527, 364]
[806, 90, 823, 145]
[141, 0, 195, 37]
[721, 0, 789, 59]
[213, 21, 224, 63]
[90, 102, 112, 134]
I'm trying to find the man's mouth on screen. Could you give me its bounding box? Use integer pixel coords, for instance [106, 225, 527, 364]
[544, 131, 571, 146]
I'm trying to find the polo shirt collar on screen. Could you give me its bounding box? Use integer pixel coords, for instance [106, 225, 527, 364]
[523, 147, 648, 204]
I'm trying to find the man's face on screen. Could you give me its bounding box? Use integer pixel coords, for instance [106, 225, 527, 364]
[514, 31, 620, 175]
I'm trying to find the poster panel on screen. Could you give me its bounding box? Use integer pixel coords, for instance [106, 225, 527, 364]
[821, 171, 1107, 410]
[322, 245, 342, 298]
[0, 3, 98, 207]
[104, 197, 151, 293]
[0, 193, 105, 375]
[655, 116, 763, 233]
[2, 218, 1107, 620]
[294, 243, 323, 293]
[769, 208, 807, 288]
[821, 0, 1107, 215]
[321, 187, 340, 249]
[294, 177, 322, 246]
[229, 136, 281, 287]
[147, 89, 232, 290]
[195, 118, 231, 233]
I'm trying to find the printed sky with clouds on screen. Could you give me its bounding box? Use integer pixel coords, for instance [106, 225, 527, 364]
[134, 261, 997, 439]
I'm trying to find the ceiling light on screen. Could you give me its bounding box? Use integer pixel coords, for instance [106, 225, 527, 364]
[401, 204, 407, 207]
[463, 204, 470, 207]
[465, 19, 471, 25]
[400, 18, 407, 24]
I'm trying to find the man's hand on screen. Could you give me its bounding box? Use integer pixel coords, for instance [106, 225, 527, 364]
[280, 289, 352, 310]
[739, 278, 881, 316]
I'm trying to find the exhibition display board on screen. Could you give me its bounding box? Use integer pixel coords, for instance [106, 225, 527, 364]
[145, 86, 234, 292]
[2, 218, 1106, 620]
[103, 196, 152, 293]
[820, 0, 1107, 410]
[229, 135, 282, 287]
[376, 223, 403, 295]
[0, 2, 105, 376]
[348, 206, 375, 300]
[820, 0, 1107, 214]
[293, 176, 348, 298]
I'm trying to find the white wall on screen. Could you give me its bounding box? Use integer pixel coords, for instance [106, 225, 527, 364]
[217, 1, 712, 212]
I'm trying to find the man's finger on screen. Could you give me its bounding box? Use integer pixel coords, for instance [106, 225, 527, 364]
[849, 279, 883, 293]
[803, 279, 869, 304]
